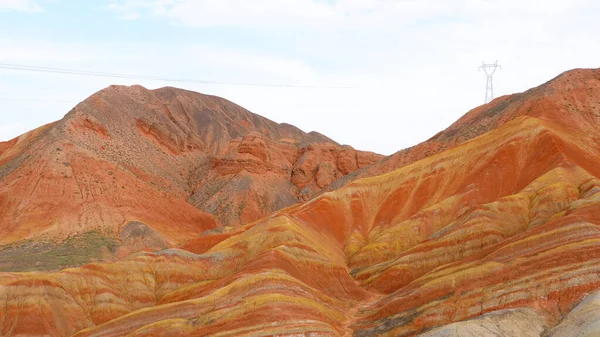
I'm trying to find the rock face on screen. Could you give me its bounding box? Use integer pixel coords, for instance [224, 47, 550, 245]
[189, 133, 381, 226]
[415, 308, 556, 337]
[544, 290, 600, 337]
[0, 85, 380, 268]
[1, 68, 600, 336]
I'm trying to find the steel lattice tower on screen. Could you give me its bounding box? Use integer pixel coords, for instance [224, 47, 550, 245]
[479, 61, 501, 104]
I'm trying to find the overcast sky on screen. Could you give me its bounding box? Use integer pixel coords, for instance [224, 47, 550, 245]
[1, 0, 599, 155]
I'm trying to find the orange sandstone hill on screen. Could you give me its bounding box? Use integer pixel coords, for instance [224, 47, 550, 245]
[324, 68, 600, 194]
[0, 85, 381, 270]
[1, 68, 600, 337]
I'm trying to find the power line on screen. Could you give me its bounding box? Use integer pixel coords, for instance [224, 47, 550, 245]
[0, 97, 368, 109]
[0, 63, 353, 89]
[0, 98, 74, 103]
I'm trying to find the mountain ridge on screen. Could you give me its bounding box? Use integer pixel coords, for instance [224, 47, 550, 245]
[0, 84, 382, 268]
[1, 68, 600, 336]
[321, 67, 600, 195]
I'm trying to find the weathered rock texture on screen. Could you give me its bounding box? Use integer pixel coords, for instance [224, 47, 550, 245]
[0, 85, 380, 268]
[1, 68, 600, 336]
[324, 68, 600, 195]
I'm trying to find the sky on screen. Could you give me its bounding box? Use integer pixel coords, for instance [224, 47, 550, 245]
[0, 0, 599, 155]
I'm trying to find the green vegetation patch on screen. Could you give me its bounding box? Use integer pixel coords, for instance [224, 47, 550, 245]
[0, 231, 118, 272]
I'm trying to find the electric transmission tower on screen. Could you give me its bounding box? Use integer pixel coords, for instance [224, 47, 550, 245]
[479, 61, 501, 104]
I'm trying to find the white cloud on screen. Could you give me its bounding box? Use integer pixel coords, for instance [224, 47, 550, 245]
[107, 0, 148, 20]
[108, 0, 335, 25]
[0, 0, 42, 12]
[106, 0, 580, 29]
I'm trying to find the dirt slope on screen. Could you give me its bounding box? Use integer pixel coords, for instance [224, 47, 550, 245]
[324, 68, 600, 194]
[1, 68, 600, 336]
[0, 85, 380, 269]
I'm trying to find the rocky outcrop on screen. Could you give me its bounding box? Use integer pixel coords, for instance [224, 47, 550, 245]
[544, 290, 600, 337]
[189, 132, 381, 226]
[416, 309, 556, 337]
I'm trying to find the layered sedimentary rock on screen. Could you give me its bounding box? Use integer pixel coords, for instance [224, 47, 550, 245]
[324, 68, 600, 194]
[0, 85, 379, 269]
[189, 132, 381, 226]
[1, 68, 600, 336]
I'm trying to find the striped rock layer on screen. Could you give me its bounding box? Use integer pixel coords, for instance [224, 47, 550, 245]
[1, 68, 600, 336]
[0, 85, 380, 270]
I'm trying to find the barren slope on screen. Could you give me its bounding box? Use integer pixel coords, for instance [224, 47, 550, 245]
[0, 85, 380, 270]
[324, 68, 600, 194]
[0, 68, 599, 336]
